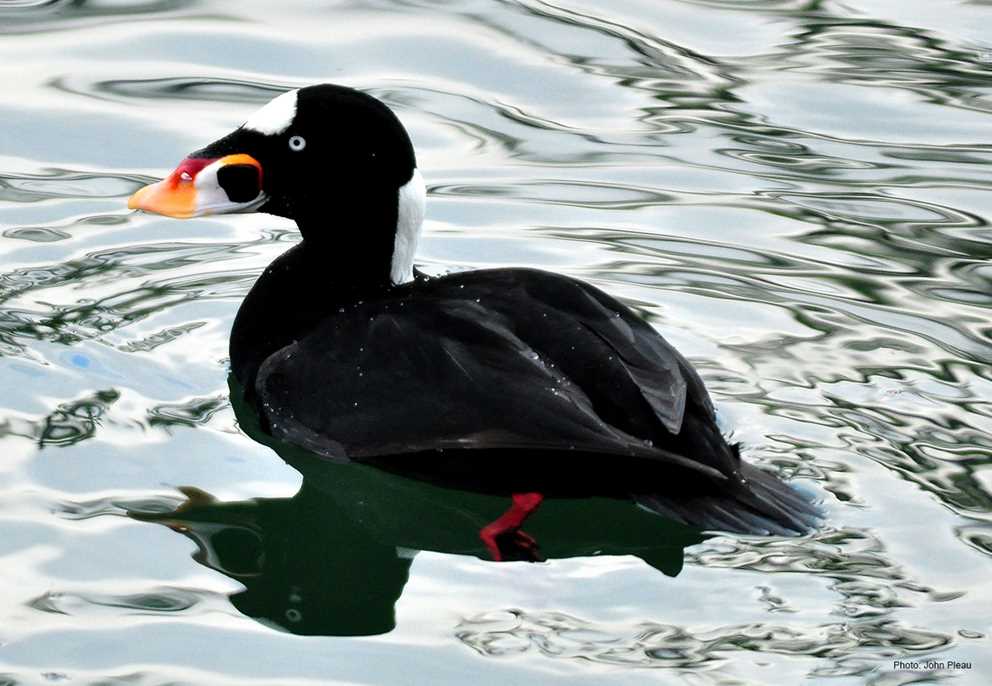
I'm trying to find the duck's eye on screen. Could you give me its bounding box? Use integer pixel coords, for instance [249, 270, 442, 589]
[179, 171, 193, 182]
[288, 135, 306, 152]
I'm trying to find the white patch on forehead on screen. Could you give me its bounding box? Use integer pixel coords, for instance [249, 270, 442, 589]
[243, 89, 299, 135]
[391, 169, 426, 285]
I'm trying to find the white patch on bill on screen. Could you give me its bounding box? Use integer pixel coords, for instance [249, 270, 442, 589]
[391, 168, 426, 285]
[243, 89, 299, 135]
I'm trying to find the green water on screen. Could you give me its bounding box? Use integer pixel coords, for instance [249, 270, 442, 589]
[1, 1, 990, 684]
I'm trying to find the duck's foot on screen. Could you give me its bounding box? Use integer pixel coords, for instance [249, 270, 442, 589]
[480, 492, 545, 562]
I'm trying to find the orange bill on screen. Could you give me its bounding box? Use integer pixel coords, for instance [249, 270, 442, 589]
[129, 154, 264, 218]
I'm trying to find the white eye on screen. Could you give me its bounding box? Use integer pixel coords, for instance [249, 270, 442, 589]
[288, 135, 306, 151]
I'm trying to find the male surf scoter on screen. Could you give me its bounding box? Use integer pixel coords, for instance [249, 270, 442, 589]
[129, 84, 820, 559]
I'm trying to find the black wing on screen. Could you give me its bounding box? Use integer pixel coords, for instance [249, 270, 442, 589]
[253, 268, 737, 480]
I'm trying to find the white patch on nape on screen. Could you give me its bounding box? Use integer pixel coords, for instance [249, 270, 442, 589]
[242, 89, 299, 135]
[391, 169, 426, 285]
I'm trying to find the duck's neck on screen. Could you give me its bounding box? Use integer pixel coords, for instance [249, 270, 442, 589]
[229, 240, 395, 392]
[231, 171, 425, 392]
[290, 168, 425, 285]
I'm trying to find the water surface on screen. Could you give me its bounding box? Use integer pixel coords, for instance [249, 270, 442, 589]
[1, 0, 991, 684]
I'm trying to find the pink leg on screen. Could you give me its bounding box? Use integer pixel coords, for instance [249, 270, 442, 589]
[480, 492, 545, 562]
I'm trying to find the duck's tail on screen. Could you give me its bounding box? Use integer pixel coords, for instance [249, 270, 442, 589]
[634, 461, 822, 536]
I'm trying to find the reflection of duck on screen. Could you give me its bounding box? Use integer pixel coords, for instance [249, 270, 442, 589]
[129, 84, 819, 558]
[134, 481, 413, 637]
[133, 388, 707, 636]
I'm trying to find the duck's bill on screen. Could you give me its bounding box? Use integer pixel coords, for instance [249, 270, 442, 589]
[128, 153, 266, 218]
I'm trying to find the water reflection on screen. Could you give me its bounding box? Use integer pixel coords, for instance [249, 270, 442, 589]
[134, 480, 415, 636]
[131, 379, 706, 636]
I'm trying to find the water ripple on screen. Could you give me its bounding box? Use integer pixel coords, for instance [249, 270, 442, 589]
[29, 588, 201, 615]
[51, 75, 290, 106]
[0, 0, 991, 682]
[456, 608, 953, 675]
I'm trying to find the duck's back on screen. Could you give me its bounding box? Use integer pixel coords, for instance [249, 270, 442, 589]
[250, 268, 728, 470]
[243, 266, 819, 534]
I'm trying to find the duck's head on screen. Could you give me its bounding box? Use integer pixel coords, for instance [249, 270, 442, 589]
[129, 84, 425, 284]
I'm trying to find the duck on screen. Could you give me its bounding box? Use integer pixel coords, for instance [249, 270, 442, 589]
[129, 83, 820, 560]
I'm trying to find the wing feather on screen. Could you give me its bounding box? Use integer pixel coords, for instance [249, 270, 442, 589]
[255, 297, 725, 481]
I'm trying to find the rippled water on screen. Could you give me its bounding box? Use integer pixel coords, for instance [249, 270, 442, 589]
[1, 0, 991, 684]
